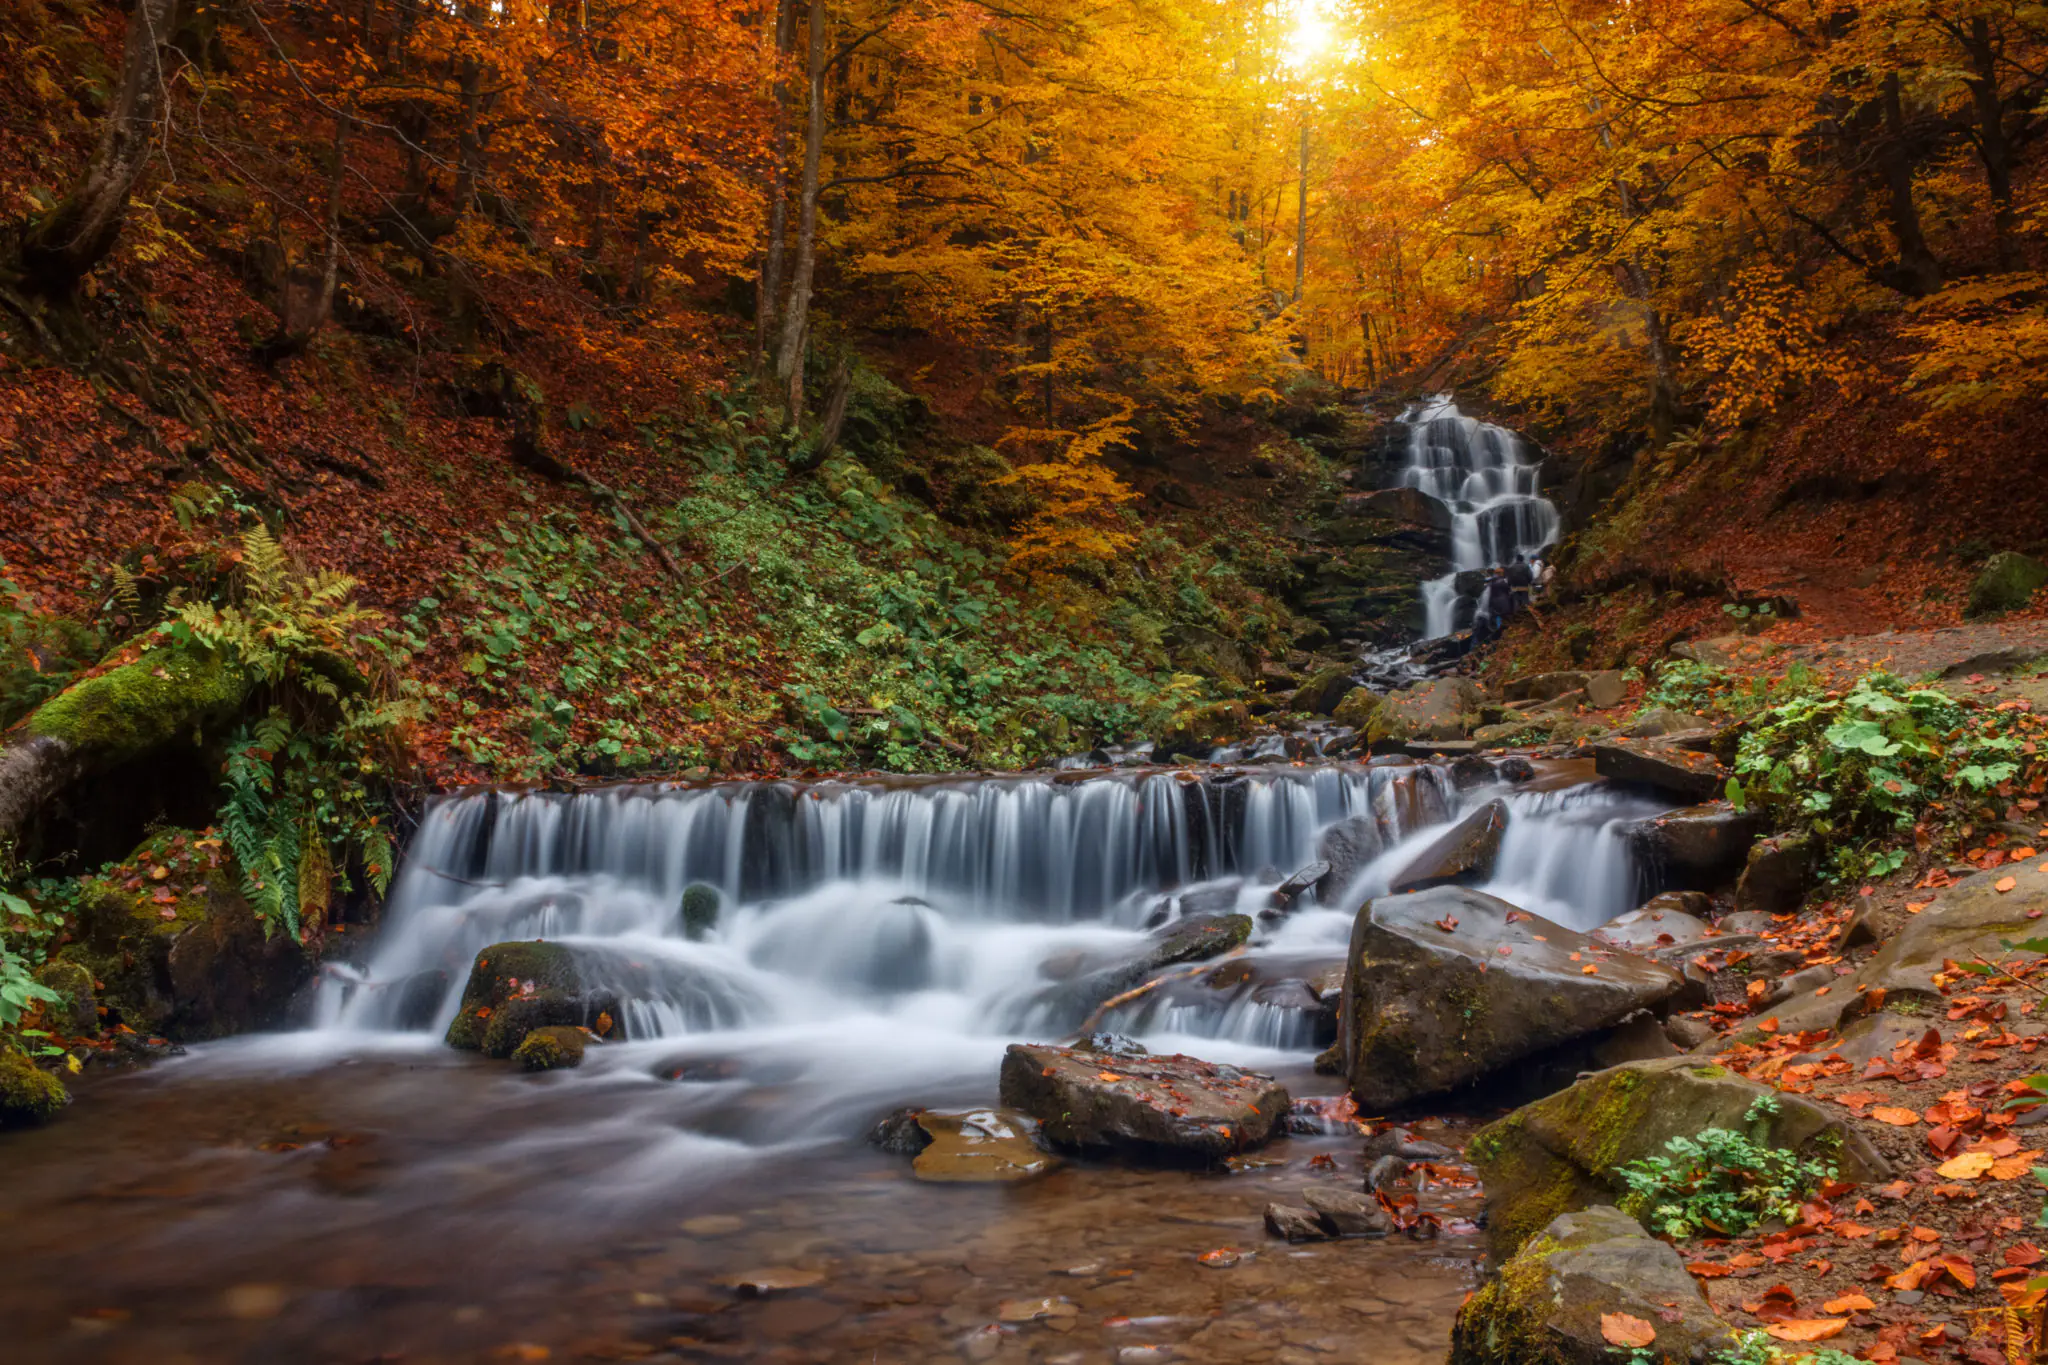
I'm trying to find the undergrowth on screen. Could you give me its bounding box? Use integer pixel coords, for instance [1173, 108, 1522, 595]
[1616, 1096, 1835, 1239]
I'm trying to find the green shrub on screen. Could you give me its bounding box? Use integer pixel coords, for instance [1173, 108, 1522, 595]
[1616, 1096, 1834, 1239]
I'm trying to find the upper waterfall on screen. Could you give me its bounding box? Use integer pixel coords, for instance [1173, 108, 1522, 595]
[1395, 395, 1559, 638]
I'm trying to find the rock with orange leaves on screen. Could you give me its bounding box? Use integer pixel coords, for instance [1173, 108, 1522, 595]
[997, 1042, 1289, 1160]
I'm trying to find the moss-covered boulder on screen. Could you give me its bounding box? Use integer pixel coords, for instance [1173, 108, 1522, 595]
[1969, 551, 2048, 617]
[1332, 687, 1404, 744]
[1341, 888, 1682, 1112]
[1290, 665, 1359, 717]
[1449, 1206, 1734, 1365]
[34, 959, 97, 1036]
[445, 940, 624, 1058]
[512, 1024, 589, 1072]
[70, 832, 312, 1041]
[679, 883, 721, 940]
[1466, 1057, 1891, 1259]
[0, 1050, 68, 1127]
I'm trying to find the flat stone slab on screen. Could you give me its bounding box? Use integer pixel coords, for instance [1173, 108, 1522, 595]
[1591, 739, 1726, 802]
[998, 1043, 1290, 1160]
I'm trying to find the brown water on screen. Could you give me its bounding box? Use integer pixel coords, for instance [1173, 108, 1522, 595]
[0, 1046, 1482, 1365]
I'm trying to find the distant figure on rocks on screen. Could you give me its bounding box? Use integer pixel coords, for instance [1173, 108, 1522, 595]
[1471, 568, 1515, 646]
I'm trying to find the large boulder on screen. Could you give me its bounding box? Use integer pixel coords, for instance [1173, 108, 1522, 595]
[1449, 1206, 1735, 1365]
[1467, 1057, 1892, 1259]
[1387, 799, 1507, 893]
[1582, 671, 1625, 709]
[1385, 676, 1484, 741]
[1734, 832, 1815, 914]
[1340, 888, 1682, 1111]
[1590, 902, 1713, 952]
[1758, 858, 2048, 1037]
[1590, 740, 1725, 802]
[1332, 686, 1402, 743]
[1030, 914, 1253, 1028]
[1291, 664, 1359, 716]
[1618, 803, 1759, 885]
[1969, 551, 2048, 617]
[446, 940, 624, 1057]
[998, 1043, 1290, 1160]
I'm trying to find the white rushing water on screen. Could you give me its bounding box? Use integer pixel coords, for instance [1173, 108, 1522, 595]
[307, 764, 1666, 1145]
[1396, 395, 1560, 638]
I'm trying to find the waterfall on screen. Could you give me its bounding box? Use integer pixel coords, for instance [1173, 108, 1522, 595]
[1396, 395, 1560, 638]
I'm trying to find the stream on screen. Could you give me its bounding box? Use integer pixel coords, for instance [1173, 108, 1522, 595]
[0, 759, 1674, 1364]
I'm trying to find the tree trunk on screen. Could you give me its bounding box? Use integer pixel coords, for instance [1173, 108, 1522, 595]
[1292, 119, 1310, 305]
[18, 0, 183, 297]
[773, 0, 828, 426]
[755, 0, 800, 371]
[1878, 71, 1942, 297]
[1961, 17, 2018, 265]
[263, 118, 350, 360]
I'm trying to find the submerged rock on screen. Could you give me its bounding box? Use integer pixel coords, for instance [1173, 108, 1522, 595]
[1314, 814, 1383, 905]
[1467, 1057, 1890, 1259]
[1268, 861, 1331, 913]
[1449, 1206, 1734, 1365]
[998, 1043, 1290, 1159]
[909, 1108, 1060, 1183]
[1387, 799, 1507, 893]
[1340, 887, 1682, 1112]
[680, 883, 722, 939]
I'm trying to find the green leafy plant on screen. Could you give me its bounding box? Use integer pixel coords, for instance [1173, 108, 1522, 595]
[1616, 1096, 1835, 1239]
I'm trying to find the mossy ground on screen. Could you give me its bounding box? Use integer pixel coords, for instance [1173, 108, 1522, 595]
[0, 1050, 67, 1126]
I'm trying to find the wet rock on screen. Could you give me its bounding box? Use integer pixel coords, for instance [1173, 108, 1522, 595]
[1620, 802, 1759, 885]
[868, 1107, 935, 1155]
[1448, 754, 1496, 790]
[1663, 1015, 1717, 1050]
[1359, 486, 1455, 532]
[1969, 551, 2048, 617]
[910, 1108, 1060, 1182]
[1387, 799, 1507, 893]
[1341, 888, 1682, 1112]
[1760, 858, 2048, 1036]
[1714, 910, 1778, 935]
[1586, 1010, 1679, 1067]
[1265, 1203, 1330, 1242]
[1302, 1183, 1394, 1237]
[35, 959, 97, 1036]
[680, 883, 722, 939]
[375, 968, 449, 1031]
[1450, 1206, 1736, 1365]
[512, 1024, 588, 1071]
[1385, 676, 1484, 741]
[1590, 740, 1726, 803]
[1268, 861, 1331, 913]
[998, 1043, 1290, 1159]
[1314, 814, 1383, 906]
[444, 940, 623, 1057]
[1362, 1125, 1456, 1162]
[1498, 756, 1536, 783]
[1467, 1057, 1891, 1259]
[1643, 889, 1714, 918]
[1145, 915, 1252, 971]
[1734, 832, 1815, 914]
[1075, 1031, 1150, 1057]
[1333, 687, 1400, 743]
[1591, 905, 1713, 952]
[1364, 1154, 1409, 1192]
[1764, 963, 1834, 1006]
[1292, 665, 1360, 717]
[0, 1050, 67, 1127]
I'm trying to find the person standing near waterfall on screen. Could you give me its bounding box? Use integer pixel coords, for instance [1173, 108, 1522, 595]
[1473, 568, 1514, 646]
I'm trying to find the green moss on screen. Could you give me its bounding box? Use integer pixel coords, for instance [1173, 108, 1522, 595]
[680, 883, 721, 939]
[513, 1025, 587, 1072]
[0, 1051, 68, 1127]
[1694, 1064, 1727, 1078]
[1455, 1225, 1569, 1364]
[26, 645, 248, 761]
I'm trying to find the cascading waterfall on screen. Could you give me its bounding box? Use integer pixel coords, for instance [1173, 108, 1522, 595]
[312, 762, 1667, 1141]
[1396, 394, 1560, 638]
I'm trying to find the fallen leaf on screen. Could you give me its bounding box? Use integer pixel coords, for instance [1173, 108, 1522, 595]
[1764, 1319, 1847, 1342]
[1822, 1292, 1876, 1313]
[1938, 1151, 1996, 1180]
[1871, 1107, 1922, 1126]
[1582, 964, 1600, 975]
[1600, 1313, 1657, 1349]
[1997, 877, 2019, 893]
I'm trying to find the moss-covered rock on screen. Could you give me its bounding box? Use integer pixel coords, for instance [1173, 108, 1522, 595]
[445, 940, 622, 1058]
[24, 645, 248, 762]
[0, 1050, 68, 1127]
[680, 883, 721, 940]
[1332, 687, 1404, 743]
[1290, 665, 1358, 717]
[1158, 701, 1250, 755]
[1969, 551, 2048, 617]
[512, 1024, 589, 1071]
[1467, 1057, 1891, 1259]
[70, 831, 311, 1041]
[34, 959, 97, 1036]
[1449, 1206, 1734, 1365]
